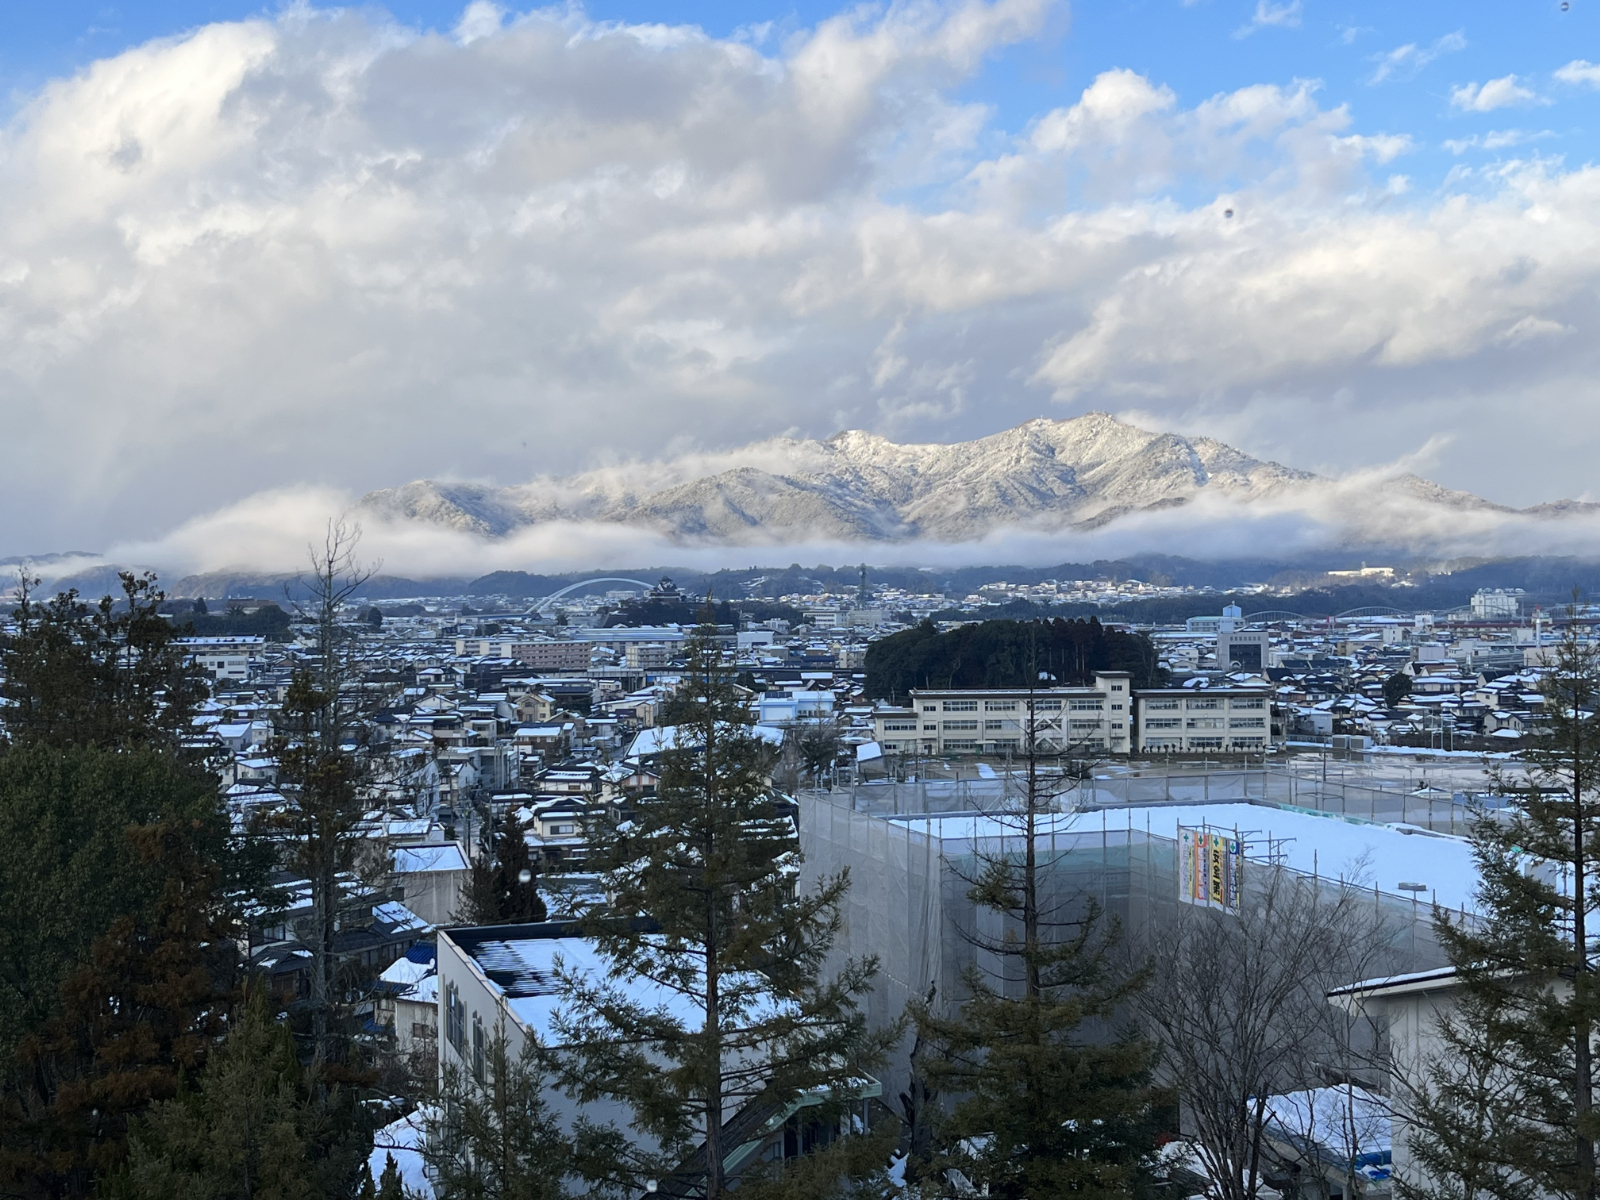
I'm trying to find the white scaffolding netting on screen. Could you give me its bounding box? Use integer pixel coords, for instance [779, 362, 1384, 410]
[799, 787, 1456, 1104]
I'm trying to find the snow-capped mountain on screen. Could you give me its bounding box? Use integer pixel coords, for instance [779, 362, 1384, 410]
[355, 414, 1589, 546]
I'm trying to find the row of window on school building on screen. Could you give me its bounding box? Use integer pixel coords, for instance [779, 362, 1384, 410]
[870, 671, 1276, 757]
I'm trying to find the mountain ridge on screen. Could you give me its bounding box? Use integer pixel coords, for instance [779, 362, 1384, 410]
[359, 413, 1348, 543]
[355, 413, 1600, 547]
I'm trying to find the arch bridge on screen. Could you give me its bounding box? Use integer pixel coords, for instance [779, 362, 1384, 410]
[1243, 609, 1324, 624]
[528, 577, 657, 614]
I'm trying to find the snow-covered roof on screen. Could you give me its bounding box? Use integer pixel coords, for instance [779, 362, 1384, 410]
[1265, 1085, 1390, 1169]
[393, 843, 468, 874]
[378, 954, 436, 989]
[458, 932, 787, 1046]
[373, 899, 430, 933]
[626, 722, 785, 758]
[1326, 966, 1460, 998]
[895, 801, 1482, 912]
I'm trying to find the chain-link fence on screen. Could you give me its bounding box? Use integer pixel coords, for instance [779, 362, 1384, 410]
[798, 785, 1459, 1104]
[810, 763, 1504, 835]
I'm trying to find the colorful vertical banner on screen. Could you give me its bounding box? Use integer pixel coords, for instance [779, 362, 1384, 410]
[1179, 826, 1243, 914]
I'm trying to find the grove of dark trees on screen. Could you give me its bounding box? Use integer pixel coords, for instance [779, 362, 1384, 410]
[864, 617, 1165, 703]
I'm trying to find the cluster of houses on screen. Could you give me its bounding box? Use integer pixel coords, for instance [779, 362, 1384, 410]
[136, 587, 1585, 1040]
[5, 575, 1586, 1198]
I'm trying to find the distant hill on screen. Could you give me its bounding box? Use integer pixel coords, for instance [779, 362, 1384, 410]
[357, 413, 1600, 548]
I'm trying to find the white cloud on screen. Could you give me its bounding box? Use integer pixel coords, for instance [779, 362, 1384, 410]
[1497, 314, 1572, 345]
[1451, 75, 1544, 112]
[1442, 128, 1554, 154]
[1555, 59, 1600, 88]
[453, 2, 505, 45]
[1234, 0, 1302, 39]
[1030, 69, 1176, 153]
[1367, 30, 1465, 85]
[3, 2, 1600, 570]
[69, 457, 1600, 584]
[1028, 154, 1600, 419]
[1336, 132, 1414, 163]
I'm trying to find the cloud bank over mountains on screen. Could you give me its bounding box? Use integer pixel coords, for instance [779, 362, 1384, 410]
[60, 415, 1600, 584]
[3, 1, 1600, 567]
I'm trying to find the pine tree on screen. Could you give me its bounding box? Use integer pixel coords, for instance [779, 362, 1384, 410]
[0, 573, 269, 1198]
[553, 621, 889, 1200]
[0, 822, 236, 1195]
[424, 1023, 597, 1200]
[1383, 671, 1413, 707]
[118, 990, 373, 1199]
[0, 746, 228, 1066]
[457, 811, 548, 925]
[1404, 604, 1600, 1200]
[376, 1153, 406, 1199]
[913, 675, 1164, 1200]
[795, 715, 841, 788]
[0, 571, 208, 755]
[267, 522, 377, 1064]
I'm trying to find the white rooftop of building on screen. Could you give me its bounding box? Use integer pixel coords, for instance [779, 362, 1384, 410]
[892, 801, 1480, 912]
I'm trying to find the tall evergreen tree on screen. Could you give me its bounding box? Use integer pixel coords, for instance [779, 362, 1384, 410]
[1404, 605, 1600, 1200]
[375, 1154, 406, 1200]
[553, 621, 888, 1200]
[1, 572, 208, 755]
[913, 670, 1165, 1200]
[0, 821, 237, 1196]
[117, 991, 373, 1199]
[456, 811, 548, 925]
[0, 746, 227, 1069]
[267, 521, 378, 1065]
[424, 1022, 610, 1200]
[0, 568, 237, 1071]
[0, 574, 269, 1198]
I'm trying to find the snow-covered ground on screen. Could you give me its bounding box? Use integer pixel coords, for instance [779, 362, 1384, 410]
[893, 802, 1481, 913]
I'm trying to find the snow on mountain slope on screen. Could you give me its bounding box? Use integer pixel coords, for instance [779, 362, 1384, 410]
[354, 414, 1521, 546]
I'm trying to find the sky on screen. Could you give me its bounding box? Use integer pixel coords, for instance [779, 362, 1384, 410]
[2, 0, 1599, 574]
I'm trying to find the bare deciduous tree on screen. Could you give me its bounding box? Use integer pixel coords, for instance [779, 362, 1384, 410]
[1135, 869, 1398, 1200]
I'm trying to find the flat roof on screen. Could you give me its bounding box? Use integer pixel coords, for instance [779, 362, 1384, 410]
[440, 920, 783, 1043]
[909, 686, 1109, 696]
[1136, 686, 1271, 695]
[889, 801, 1481, 913]
[1326, 966, 1460, 998]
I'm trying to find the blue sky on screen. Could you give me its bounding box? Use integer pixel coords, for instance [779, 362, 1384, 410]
[6, 0, 1596, 195]
[4, 0, 1600, 567]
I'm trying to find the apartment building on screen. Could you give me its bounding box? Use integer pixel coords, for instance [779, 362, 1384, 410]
[872, 671, 1133, 757]
[436, 923, 880, 1184]
[176, 635, 266, 681]
[451, 638, 593, 674]
[1133, 686, 1274, 753]
[454, 636, 525, 657]
[512, 640, 593, 673]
